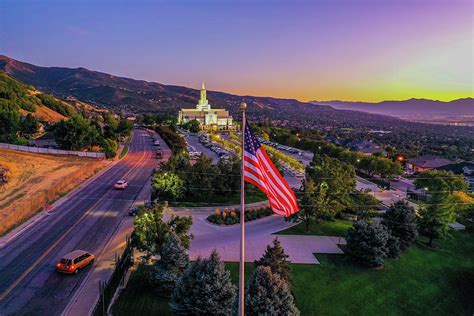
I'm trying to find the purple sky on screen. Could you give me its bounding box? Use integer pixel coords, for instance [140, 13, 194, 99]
[1, 0, 472, 101]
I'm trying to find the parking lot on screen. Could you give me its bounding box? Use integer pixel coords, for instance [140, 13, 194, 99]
[184, 133, 221, 164]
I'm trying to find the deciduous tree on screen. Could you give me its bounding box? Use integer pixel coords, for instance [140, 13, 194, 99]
[132, 205, 193, 259]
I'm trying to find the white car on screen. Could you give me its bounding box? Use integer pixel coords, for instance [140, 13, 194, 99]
[114, 180, 128, 190]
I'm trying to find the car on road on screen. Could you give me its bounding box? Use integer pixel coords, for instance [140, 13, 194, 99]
[114, 179, 128, 189]
[128, 207, 139, 216]
[56, 250, 95, 274]
[153, 140, 160, 146]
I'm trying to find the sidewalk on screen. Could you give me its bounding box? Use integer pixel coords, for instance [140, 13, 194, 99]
[190, 234, 345, 264]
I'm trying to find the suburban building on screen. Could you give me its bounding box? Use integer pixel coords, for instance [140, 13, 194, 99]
[347, 140, 385, 156]
[405, 155, 453, 173]
[178, 82, 236, 131]
[437, 162, 474, 191]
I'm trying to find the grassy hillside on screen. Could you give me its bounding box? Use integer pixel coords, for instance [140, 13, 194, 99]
[0, 148, 107, 236]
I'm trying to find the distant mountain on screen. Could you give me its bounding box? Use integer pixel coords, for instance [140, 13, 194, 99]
[311, 98, 474, 117]
[0, 54, 326, 116]
[1, 54, 473, 141]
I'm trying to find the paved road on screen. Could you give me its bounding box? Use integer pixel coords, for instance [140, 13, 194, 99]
[0, 129, 157, 316]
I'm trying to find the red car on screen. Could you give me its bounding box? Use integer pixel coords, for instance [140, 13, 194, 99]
[114, 179, 128, 190]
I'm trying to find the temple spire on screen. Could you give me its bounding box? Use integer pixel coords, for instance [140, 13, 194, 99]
[197, 81, 210, 111]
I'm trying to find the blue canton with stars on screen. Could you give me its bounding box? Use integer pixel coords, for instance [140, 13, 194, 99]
[244, 123, 261, 155]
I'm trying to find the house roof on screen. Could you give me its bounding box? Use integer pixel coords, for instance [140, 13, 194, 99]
[406, 155, 453, 168]
[436, 162, 474, 174]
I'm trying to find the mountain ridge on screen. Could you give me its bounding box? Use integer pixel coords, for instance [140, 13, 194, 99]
[311, 98, 473, 117]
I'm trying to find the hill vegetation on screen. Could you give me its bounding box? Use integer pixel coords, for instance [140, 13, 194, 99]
[0, 71, 133, 157]
[2, 55, 473, 161]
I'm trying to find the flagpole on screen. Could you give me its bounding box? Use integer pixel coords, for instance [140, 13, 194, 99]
[238, 102, 247, 316]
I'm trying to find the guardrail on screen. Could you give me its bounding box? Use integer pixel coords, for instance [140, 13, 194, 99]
[0, 142, 105, 158]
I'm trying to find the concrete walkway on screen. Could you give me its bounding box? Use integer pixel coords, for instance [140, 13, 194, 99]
[191, 234, 345, 264]
[169, 205, 345, 265]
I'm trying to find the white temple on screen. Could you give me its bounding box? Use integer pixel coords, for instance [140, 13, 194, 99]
[178, 82, 236, 131]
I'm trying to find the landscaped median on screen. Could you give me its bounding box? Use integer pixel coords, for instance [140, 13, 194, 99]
[207, 206, 273, 225]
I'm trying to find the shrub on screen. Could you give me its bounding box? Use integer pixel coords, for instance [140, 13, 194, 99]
[385, 234, 401, 259]
[207, 206, 273, 225]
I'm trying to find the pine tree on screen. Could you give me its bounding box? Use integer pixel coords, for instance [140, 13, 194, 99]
[245, 266, 299, 316]
[170, 250, 236, 315]
[152, 232, 189, 294]
[255, 238, 291, 283]
[346, 220, 389, 267]
[383, 201, 418, 251]
[385, 233, 401, 259]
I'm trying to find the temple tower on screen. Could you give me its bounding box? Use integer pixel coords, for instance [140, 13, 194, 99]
[196, 81, 210, 111]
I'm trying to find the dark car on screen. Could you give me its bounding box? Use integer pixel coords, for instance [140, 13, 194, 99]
[128, 207, 139, 216]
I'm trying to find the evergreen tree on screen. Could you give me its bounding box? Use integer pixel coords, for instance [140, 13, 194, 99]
[383, 201, 418, 251]
[152, 232, 189, 294]
[171, 250, 236, 315]
[245, 266, 299, 316]
[346, 220, 389, 267]
[255, 238, 291, 283]
[385, 233, 401, 259]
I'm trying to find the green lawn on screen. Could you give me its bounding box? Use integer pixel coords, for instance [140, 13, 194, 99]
[112, 265, 172, 316]
[278, 219, 352, 237]
[228, 225, 474, 315]
[113, 224, 474, 315]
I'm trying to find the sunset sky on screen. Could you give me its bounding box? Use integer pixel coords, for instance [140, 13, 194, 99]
[1, 0, 472, 102]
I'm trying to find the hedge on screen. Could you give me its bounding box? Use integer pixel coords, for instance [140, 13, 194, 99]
[207, 206, 273, 225]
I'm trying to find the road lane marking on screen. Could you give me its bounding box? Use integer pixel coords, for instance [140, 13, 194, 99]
[0, 131, 151, 302]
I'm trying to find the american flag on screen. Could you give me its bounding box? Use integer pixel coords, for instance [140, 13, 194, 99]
[243, 123, 299, 217]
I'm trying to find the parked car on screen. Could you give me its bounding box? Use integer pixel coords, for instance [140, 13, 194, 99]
[156, 151, 163, 159]
[114, 179, 128, 190]
[56, 250, 94, 274]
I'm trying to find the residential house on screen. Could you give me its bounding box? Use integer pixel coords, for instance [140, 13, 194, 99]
[405, 155, 453, 174]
